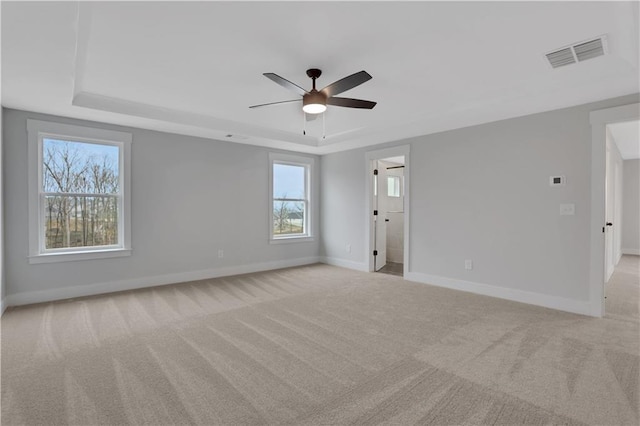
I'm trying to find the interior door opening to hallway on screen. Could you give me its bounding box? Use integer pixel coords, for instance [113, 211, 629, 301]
[590, 102, 639, 317]
[366, 145, 410, 278]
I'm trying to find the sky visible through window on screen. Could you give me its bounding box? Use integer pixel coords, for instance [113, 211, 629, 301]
[44, 139, 118, 163]
[43, 138, 119, 193]
[274, 163, 305, 199]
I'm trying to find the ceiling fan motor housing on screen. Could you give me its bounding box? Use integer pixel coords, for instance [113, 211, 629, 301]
[303, 90, 327, 114]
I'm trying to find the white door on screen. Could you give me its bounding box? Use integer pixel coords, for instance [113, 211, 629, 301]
[605, 145, 615, 281]
[375, 161, 387, 271]
[614, 161, 622, 264]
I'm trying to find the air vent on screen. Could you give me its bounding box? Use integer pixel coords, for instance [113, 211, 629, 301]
[574, 38, 605, 62]
[545, 35, 607, 69]
[546, 48, 576, 68]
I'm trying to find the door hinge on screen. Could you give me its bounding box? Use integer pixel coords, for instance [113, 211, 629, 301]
[373, 169, 378, 175]
[373, 250, 378, 256]
[373, 210, 378, 216]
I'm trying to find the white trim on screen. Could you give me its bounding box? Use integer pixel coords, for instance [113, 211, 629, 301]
[405, 272, 592, 317]
[1, 298, 7, 316]
[269, 236, 315, 245]
[5, 256, 321, 307]
[320, 256, 369, 272]
[589, 102, 640, 317]
[622, 248, 640, 255]
[27, 119, 132, 263]
[28, 248, 132, 264]
[365, 145, 411, 275]
[268, 152, 315, 242]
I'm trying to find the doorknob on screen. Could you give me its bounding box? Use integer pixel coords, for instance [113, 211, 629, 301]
[606, 222, 613, 226]
[385, 219, 390, 222]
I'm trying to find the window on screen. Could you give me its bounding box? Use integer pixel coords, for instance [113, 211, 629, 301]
[269, 153, 314, 242]
[387, 176, 402, 197]
[28, 120, 132, 263]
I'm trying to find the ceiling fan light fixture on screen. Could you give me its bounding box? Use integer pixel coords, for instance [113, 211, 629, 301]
[302, 91, 327, 114]
[302, 103, 327, 114]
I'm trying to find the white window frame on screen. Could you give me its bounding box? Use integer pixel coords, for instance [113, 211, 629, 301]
[27, 119, 132, 263]
[269, 152, 314, 243]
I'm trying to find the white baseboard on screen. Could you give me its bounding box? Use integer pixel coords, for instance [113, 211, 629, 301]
[405, 271, 593, 317]
[6, 256, 321, 307]
[622, 248, 640, 255]
[320, 256, 369, 272]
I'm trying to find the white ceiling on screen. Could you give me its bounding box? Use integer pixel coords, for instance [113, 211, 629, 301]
[609, 120, 640, 159]
[2, 1, 639, 155]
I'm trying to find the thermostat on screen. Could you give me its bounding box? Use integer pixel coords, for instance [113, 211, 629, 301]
[550, 175, 566, 186]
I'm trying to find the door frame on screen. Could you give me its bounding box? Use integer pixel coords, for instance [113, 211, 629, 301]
[365, 145, 411, 275]
[589, 102, 639, 317]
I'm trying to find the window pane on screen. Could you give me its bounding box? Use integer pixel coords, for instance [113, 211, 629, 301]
[387, 176, 401, 197]
[273, 200, 305, 236]
[273, 163, 305, 199]
[44, 195, 119, 249]
[42, 138, 120, 194]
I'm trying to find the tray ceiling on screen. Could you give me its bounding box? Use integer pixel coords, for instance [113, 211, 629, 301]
[2, 1, 638, 154]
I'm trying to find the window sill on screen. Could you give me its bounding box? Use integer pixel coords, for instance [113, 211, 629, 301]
[28, 248, 132, 264]
[269, 236, 315, 245]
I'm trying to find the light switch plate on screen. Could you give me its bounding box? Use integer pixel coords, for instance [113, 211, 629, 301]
[560, 203, 575, 215]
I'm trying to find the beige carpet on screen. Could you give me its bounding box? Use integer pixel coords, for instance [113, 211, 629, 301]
[1, 260, 638, 425]
[606, 255, 640, 323]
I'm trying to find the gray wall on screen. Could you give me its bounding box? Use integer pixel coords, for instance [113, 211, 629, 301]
[3, 108, 320, 301]
[321, 94, 639, 303]
[622, 159, 640, 254]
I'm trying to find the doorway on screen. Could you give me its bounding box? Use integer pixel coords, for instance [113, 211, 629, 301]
[365, 145, 410, 277]
[604, 119, 640, 316]
[375, 157, 405, 276]
[589, 102, 640, 317]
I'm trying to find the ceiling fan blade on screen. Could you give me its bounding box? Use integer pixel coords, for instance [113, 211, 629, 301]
[249, 99, 301, 109]
[327, 97, 377, 109]
[320, 71, 372, 97]
[263, 73, 308, 96]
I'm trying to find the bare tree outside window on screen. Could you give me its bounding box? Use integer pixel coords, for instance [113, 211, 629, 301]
[272, 163, 307, 236]
[42, 138, 120, 249]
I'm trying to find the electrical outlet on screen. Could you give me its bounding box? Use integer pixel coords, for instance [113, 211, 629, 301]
[346, 243, 351, 253]
[465, 259, 473, 270]
[560, 203, 575, 216]
[218, 249, 224, 259]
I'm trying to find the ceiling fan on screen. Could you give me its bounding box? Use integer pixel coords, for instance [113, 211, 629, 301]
[249, 68, 377, 115]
